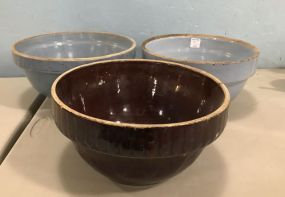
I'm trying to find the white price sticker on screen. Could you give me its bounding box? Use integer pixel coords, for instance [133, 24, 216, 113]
[190, 38, 201, 48]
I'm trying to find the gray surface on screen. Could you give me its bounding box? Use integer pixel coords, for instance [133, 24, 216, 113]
[0, 0, 284, 76]
[13, 32, 135, 96]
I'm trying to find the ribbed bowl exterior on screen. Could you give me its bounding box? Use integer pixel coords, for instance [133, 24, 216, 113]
[52, 99, 228, 158]
[52, 98, 228, 185]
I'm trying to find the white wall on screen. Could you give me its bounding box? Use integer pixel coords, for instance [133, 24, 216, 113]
[0, 0, 283, 76]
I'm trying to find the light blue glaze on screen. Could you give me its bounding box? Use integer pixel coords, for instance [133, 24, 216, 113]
[142, 34, 259, 100]
[13, 32, 136, 96]
[2, 0, 284, 76]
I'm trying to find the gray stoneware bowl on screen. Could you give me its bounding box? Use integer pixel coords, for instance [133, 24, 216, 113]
[142, 34, 260, 100]
[12, 32, 136, 96]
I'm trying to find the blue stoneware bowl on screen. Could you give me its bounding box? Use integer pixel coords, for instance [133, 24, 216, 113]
[142, 34, 260, 100]
[12, 32, 136, 96]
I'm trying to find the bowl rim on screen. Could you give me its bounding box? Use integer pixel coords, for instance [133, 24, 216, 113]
[12, 32, 136, 62]
[51, 59, 230, 129]
[142, 34, 260, 65]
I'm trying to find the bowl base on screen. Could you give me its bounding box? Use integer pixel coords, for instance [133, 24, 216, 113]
[226, 79, 247, 100]
[74, 143, 203, 186]
[25, 70, 59, 97]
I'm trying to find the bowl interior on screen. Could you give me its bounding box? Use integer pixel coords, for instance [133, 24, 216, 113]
[145, 36, 256, 62]
[55, 61, 226, 124]
[15, 33, 134, 59]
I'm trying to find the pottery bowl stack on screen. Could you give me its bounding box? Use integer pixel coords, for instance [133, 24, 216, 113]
[51, 59, 230, 186]
[142, 34, 260, 100]
[12, 32, 136, 96]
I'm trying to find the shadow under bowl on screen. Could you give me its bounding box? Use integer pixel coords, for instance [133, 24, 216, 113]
[51, 59, 230, 186]
[12, 32, 136, 96]
[142, 34, 260, 100]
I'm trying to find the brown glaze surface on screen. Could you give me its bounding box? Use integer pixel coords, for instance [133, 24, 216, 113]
[75, 143, 203, 185]
[52, 59, 229, 185]
[55, 61, 224, 124]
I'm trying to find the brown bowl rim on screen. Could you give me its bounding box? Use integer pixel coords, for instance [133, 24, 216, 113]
[51, 59, 230, 129]
[142, 34, 260, 65]
[12, 32, 136, 62]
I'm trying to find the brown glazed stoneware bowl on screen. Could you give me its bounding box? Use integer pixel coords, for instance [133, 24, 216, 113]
[51, 59, 230, 186]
